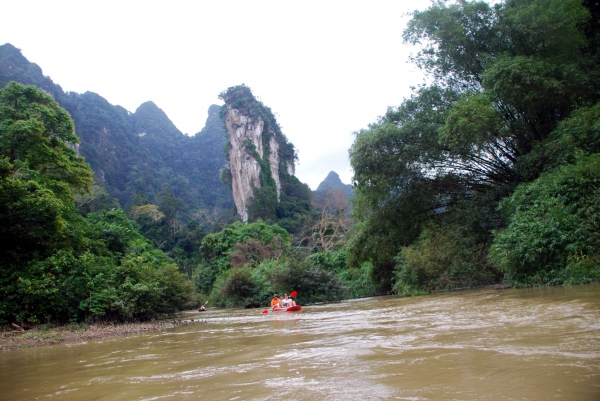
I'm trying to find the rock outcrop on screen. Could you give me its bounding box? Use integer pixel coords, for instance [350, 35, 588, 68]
[268, 135, 282, 200]
[220, 85, 299, 223]
[223, 106, 265, 223]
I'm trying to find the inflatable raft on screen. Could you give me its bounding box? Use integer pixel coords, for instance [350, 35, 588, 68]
[262, 305, 302, 314]
[267, 305, 302, 312]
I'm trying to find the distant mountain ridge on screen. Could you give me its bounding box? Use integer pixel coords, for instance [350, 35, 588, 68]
[315, 171, 353, 196]
[0, 43, 232, 212]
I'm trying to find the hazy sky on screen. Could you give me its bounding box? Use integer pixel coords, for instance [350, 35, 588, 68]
[3, 0, 432, 189]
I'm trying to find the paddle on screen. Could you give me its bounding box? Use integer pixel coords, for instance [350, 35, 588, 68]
[262, 291, 297, 314]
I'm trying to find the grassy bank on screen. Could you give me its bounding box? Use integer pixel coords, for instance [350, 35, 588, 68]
[0, 318, 206, 351]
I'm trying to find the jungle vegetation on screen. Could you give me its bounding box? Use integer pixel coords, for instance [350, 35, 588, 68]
[0, 82, 195, 325]
[349, 0, 600, 294]
[2, 0, 599, 322]
[0, 43, 237, 304]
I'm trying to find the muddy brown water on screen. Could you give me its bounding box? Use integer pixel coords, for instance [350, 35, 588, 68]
[1, 285, 599, 400]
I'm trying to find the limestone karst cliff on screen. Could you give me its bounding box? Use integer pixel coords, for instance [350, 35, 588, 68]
[222, 106, 264, 222]
[219, 85, 310, 226]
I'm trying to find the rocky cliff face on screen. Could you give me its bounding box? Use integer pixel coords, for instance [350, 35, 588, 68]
[224, 106, 264, 223]
[220, 85, 299, 223]
[268, 135, 282, 200]
[223, 104, 290, 222]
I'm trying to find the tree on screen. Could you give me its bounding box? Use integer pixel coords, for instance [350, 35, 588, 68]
[75, 184, 120, 215]
[0, 81, 93, 199]
[349, 0, 600, 290]
[0, 82, 94, 267]
[132, 204, 165, 222]
[0, 83, 194, 324]
[0, 157, 65, 268]
[230, 238, 283, 268]
[490, 154, 600, 285]
[197, 221, 290, 294]
[157, 184, 185, 227]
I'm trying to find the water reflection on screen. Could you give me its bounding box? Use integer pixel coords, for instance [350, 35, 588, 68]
[1, 285, 599, 400]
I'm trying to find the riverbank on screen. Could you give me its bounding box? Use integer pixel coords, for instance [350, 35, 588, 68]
[0, 317, 206, 351]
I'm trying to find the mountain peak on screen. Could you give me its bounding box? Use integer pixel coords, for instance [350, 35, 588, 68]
[135, 101, 162, 115]
[205, 104, 222, 127]
[133, 101, 181, 138]
[316, 171, 352, 193]
[323, 171, 342, 185]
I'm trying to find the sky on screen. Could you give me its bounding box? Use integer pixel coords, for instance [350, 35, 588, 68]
[3, 0, 432, 190]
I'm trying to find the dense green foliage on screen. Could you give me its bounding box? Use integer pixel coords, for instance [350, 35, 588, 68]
[126, 186, 218, 280]
[0, 44, 240, 302]
[268, 255, 347, 304]
[0, 82, 92, 268]
[491, 154, 600, 285]
[0, 81, 93, 199]
[0, 82, 194, 324]
[0, 48, 366, 312]
[7, 0, 595, 312]
[195, 221, 365, 307]
[349, 0, 600, 292]
[197, 221, 290, 296]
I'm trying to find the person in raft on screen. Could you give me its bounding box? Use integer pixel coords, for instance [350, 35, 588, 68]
[281, 293, 296, 307]
[270, 294, 281, 308]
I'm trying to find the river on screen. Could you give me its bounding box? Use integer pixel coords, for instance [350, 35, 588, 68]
[1, 285, 599, 400]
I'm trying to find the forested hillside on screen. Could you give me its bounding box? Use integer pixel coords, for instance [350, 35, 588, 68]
[349, 0, 600, 293]
[0, 43, 232, 214]
[0, 82, 195, 324]
[0, 44, 237, 324]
